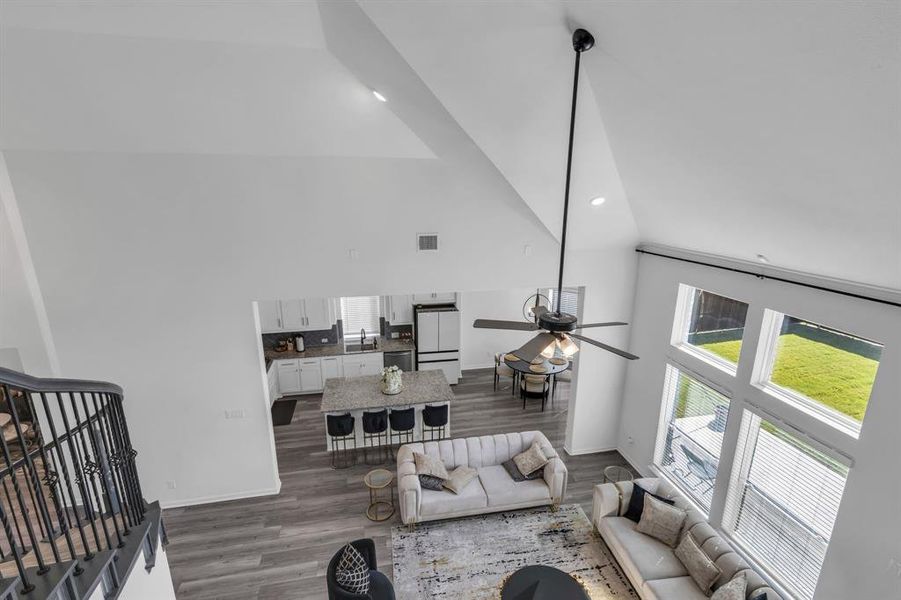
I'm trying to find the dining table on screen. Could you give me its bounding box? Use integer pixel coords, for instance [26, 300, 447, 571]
[503, 352, 570, 403]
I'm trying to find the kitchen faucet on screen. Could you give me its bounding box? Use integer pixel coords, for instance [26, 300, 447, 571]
[361, 329, 366, 345]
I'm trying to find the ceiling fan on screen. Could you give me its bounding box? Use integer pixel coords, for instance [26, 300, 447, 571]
[473, 28, 639, 363]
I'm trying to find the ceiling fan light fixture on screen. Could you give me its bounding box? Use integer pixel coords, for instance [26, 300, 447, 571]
[541, 341, 557, 358]
[557, 335, 579, 357]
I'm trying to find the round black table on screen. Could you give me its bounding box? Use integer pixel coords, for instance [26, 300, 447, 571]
[501, 565, 590, 600]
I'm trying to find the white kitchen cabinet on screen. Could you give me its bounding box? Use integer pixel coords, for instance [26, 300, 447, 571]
[267, 362, 279, 405]
[418, 360, 459, 385]
[302, 297, 331, 330]
[413, 292, 456, 305]
[343, 353, 383, 378]
[320, 356, 343, 383]
[387, 295, 414, 325]
[280, 299, 306, 330]
[276, 360, 301, 394]
[259, 301, 283, 333]
[299, 359, 323, 392]
[417, 312, 440, 352]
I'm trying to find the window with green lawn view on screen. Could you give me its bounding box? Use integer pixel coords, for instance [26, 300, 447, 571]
[759, 312, 882, 430]
[653, 364, 730, 512]
[674, 285, 749, 369]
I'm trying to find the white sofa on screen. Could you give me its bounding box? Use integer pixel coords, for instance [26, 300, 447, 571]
[397, 431, 567, 526]
[593, 477, 783, 600]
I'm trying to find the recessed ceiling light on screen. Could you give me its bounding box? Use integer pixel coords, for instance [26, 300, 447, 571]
[589, 196, 606, 206]
[372, 90, 387, 102]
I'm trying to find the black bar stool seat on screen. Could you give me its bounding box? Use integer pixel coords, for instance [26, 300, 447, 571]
[421, 404, 448, 441]
[388, 407, 415, 456]
[362, 409, 389, 465]
[326, 413, 356, 469]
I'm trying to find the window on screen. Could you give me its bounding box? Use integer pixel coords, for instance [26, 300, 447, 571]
[654, 364, 730, 512]
[673, 285, 749, 371]
[340, 296, 380, 340]
[544, 287, 579, 316]
[757, 312, 883, 435]
[723, 410, 850, 600]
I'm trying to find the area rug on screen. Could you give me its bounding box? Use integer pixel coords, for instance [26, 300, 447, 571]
[391, 504, 638, 599]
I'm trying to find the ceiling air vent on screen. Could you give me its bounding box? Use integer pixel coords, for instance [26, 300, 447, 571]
[417, 233, 439, 253]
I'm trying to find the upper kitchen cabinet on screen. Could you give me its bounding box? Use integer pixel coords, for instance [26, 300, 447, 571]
[413, 292, 457, 305]
[259, 298, 334, 333]
[387, 294, 414, 325]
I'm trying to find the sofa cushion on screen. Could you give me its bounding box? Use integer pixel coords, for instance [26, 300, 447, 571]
[414, 451, 448, 479]
[502, 458, 544, 482]
[420, 478, 488, 517]
[710, 572, 746, 600]
[642, 576, 708, 600]
[513, 441, 549, 476]
[624, 483, 676, 523]
[443, 466, 478, 494]
[478, 465, 551, 507]
[675, 533, 722, 595]
[419, 474, 444, 491]
[636, 494, 687, 547]
[597, 516, 688, 582]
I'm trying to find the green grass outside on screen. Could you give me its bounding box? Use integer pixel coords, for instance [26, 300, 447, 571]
[698, 333, 878, 422]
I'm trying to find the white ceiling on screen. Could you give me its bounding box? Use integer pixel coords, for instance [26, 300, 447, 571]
[1, 0, 898, 288]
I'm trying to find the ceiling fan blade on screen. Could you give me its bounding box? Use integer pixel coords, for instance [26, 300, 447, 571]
[569, 333, 639, 360]
[575, 321, 628, 329]
[512, 332, 557, 362]
[473, 319, 539, 332]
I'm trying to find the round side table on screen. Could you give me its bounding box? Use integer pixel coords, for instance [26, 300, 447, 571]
[603, 465, 633, 484]
[364, 468, 395, 522]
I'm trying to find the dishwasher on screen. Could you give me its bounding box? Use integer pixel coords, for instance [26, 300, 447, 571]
[383, 350, 414, 372]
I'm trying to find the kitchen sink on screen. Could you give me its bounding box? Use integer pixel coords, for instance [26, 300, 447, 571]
[344, 342, 377, 353]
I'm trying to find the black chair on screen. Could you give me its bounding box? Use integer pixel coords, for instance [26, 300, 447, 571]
[421, 404, 448, 441]
[388, 407, 415, 457]
[327, 413, 356, 469]
[362, 409, 389, 465]
[327, 538, 395, 600]
[520, 375, 549, 411]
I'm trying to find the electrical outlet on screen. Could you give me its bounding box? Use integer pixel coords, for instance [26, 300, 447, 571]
[627, 436, 634, 444]
[166, 480, 176, 490]
[224, 409, 246, 419]
[391, 332, 399, 339]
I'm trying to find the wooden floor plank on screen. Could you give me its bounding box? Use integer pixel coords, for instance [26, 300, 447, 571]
[165, 368, 636, 599]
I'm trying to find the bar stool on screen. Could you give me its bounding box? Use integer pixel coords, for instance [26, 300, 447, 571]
[362, 409, 389, 465]
[326, 413, 356, 469]
[421, 404, 448, 441]
[520, 375, 549, 412]
[388, 407, 415, 457]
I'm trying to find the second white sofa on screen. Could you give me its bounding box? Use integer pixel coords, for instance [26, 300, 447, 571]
[396, 431, 567, 527]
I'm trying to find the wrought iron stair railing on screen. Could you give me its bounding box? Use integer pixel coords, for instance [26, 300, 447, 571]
[0, 366, 149, 597]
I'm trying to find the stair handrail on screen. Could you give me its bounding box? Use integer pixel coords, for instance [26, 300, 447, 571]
[0, 366, 122, 395]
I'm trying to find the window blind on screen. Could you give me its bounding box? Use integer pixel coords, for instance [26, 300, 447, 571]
[545, 288, 579, 316]
[653, 364, 730, 512]
[722, 410, 850, 600]
[340, 296, 381, 339]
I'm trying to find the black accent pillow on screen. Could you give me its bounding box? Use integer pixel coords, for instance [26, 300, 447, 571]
[623, 483, 676, 523]
[502, 458, 544, 482]
[419, 474, 445, 491]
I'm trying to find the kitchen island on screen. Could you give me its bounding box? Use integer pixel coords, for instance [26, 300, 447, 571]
[320, 370, 453, 450]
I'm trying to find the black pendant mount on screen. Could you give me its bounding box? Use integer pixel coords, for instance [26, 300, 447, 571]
[572, 28, 595, 53]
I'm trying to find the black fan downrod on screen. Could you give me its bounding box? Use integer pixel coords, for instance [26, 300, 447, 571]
[546, 28, 594, 333]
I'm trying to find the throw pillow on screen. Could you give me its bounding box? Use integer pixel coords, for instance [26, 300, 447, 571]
[749, 594, 768, 600]
[443, 466, 478, 494]
[623, 483, 675, 522]
[502, 458, 544, 482]
[711, 573, 747, 600]
[636, 494, 687, 547]
[512, 442, 549, 476]
[419, 474, 445, 491]
[335, 543, 370, 595]
[674, 532, 722, 595]
[413, 451, 449, 480]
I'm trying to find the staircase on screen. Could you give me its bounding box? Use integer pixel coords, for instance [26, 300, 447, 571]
[0, 367, 163, 599]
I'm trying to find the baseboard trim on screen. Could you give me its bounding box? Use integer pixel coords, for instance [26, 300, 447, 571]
[160, 481, 281, 509]
[462, 363, 495, 371]
[563, 444, 618, 456]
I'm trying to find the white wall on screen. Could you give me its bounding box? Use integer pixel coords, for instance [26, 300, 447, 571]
[618, 248, 901, 600]
[116, 545, 177, 600]
[458, 287, 542, 370]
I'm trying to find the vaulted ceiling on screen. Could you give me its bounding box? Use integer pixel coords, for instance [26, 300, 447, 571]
[1, 1, 898, 288]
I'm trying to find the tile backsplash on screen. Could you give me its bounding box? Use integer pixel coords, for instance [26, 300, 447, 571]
[262, 323, 340, 350]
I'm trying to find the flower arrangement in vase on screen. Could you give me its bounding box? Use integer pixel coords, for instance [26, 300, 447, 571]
[380, 365, 403, 395]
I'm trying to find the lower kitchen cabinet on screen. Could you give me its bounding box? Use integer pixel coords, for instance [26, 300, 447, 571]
[277, 360, 302, 394]
[299, 359, 323, 392]
[273, 352, 382, 396]
[343, 353, 383, 377]
[321, 356, 343, 384]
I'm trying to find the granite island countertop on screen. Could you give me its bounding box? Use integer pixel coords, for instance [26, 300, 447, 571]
[265, 336, 414, 364]
[320, 370, 453, 413]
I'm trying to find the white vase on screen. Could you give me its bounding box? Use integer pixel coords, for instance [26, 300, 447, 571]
[381, 371, 403, 395]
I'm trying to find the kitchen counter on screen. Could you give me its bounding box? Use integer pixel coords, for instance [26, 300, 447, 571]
[320, 370, 452, 413]
[264, 336, 413, 364]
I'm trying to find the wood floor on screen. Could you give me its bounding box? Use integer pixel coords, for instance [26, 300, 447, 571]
[163, 368, 637, 599]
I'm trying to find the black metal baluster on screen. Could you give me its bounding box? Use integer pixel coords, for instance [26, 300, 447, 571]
[0, 499, 32, 593]
[0, 410, 47, 573]
[1, 478, 27, 556]
[78, 392, 124, 548]
[102, 394, 140, 525]
[109, 395, 145, 521]
[91, 393, 133, 533]
[43, 392, 94, 560]
[1, 384, 61, 564]
[65, 393, 113, 551]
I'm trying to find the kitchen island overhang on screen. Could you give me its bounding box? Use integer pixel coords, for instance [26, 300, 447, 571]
[320, 369, 453, 450]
